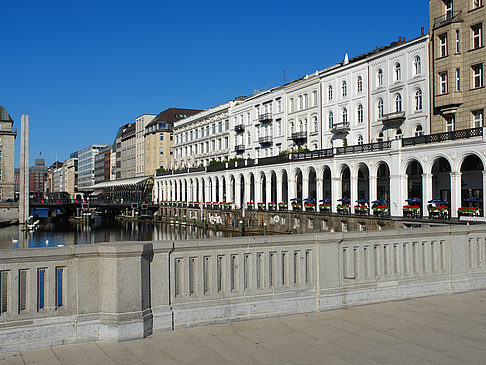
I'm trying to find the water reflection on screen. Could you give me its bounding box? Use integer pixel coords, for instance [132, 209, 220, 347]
[0, 217, 238, 250]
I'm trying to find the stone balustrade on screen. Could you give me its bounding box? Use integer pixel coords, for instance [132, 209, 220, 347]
[1, 225, 486, 352]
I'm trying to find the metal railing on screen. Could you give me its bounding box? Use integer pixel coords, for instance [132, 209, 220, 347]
[258, 136, 273, 144]
[291, 148, 333, 160]
[291, 131, 307, 140]
[434, 10, 462, 29]
[258, 154, 289, 166]
[235, 144, 245, 152]
[258, 113, 273, 123]
[234, 124, 245, 132]
[331, 122, 350, 133]
[402, 127, 482, 147]
[336, 141, 391, 155]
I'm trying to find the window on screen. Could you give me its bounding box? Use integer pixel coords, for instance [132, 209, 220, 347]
[357, 104, 364, 123]
[394, 62, 401, 82]
[472, 64, 483, 88]
[473, 0, 483, 9]
[298, 95, 303, 110]
[445, 115, 455, 131]
[414, 56, 422, 75]
[456, 68, 461, 91]
[277, 98, 282, 112]
[357, 76, 363, 93]
[328, 85, 333, 101]
[396, 129, 403, 139]
[377, 68, 383, 87]
[415, 125, 424, 136]
[277, 119, 282, 135]
[473, 110, 484, 127]
[357, 135, 363, 145]
[377, 98, 384, 118]
[444, 0, 453, 17]
[342, 81, 347, 97]
[439, 33, 448, 57]
[472, 24, 483, 49]
[440, 71, 448, 94]
[456, 30, 460, 53]
[312, 91, 317, 106]
[395, 94, 402, 112]
[0, 150, 2, 163]
[377, 132, 384, 142]
[313, 116, 318, 132]
[159, 148, 164, 155]
[342, 108, 348, 125]
[328, 112, 334, 128]
[290, 98, 294, 112]
[247, 132, 251, 145]
[415, 89, 423, 111]
[225, 119, 229, 130]
[304, 94, 308, 108]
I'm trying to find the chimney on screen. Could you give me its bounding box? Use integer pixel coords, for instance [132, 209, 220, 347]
[398, 36, 401, 42]
[421, 27, 424, 35]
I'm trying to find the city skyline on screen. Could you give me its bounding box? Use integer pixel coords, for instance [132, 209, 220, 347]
[2, 0, 429, 167]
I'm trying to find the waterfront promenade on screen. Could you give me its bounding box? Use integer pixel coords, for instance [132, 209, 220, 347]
[1, 290, 485, 364]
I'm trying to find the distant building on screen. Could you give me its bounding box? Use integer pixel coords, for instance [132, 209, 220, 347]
[112, 124, 131, 180]
[94, 145, 111, 184]
[0, 106, 17, 201]
[135, 114, 156, 177]
[29, 158, 47, 198]
[14, 168, 19, 200]
[144, 108, 201, 176]
[120, 124, 136, 179]
[63, 156, 78, 196]
[77, 144, 108, 191]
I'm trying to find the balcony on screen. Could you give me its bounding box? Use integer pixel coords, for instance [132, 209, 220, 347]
[235, 124, 245, 133]
[379, 111, 406, 128]
[235, 144, 245, 153]
[291, 131, 307, 141]
[258, 113, 273, 124]
[331, 122, 350, 135]
[258, 136, 273, 145]
[433, 11, 462, 29]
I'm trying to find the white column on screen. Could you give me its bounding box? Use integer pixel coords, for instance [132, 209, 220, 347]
[316, 177, 323, 204]
[450, 171, 462, 218]
[235, 179, 241, 208]
[390, 174, 404, 217]
[212, 178, 217, 202]
[369, 176, 377, 205]
[302, 176, 309, 200]
[331, 177, 341, 213]
[218, 177, 224, 202]
[205, 179, 211, 203]
[277, 175, 283, 203]
[350, 175, 358, 214]
[255, 175, 262, 203]
[288, 178, 296, 205]
[422, 173, 433, 217]
[483, 171, 486, 217]
[265, 176, 272, 204]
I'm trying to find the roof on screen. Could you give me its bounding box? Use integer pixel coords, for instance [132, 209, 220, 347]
[92, 176, 151, 189]
[146, 108, 202, 129]
[0, 106, 13, 123]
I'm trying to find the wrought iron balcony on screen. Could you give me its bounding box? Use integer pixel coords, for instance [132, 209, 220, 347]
[258, 113, 273, 124]
[235, 144, 245, 153]
[402, 127, 483, 147]
[331, 122, 350, 135]
[291, 131, 307, 141]
[433, 11, 462, 29]
[258, 136, 273, 145]
[234, 124, 245, 133]
[379, 111, 406, 128]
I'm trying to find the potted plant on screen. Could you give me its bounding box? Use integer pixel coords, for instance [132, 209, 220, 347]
[337, 204, 350, 214]
[268, 202, 277, 211]
[291, 201, 302, 211]
[247, 201, 254, 210]
[257, 202, 266, 210]
[319, 203, 331, 213]
[458, 206, 480, 216]
[354, 205, 368, 215]
[278, 202, 288, 211]
[305, 201, 315, 212]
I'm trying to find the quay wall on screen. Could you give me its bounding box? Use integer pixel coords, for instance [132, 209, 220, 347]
[1, 225, 486, 352]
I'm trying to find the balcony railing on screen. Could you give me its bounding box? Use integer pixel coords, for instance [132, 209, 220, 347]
[433, 10, 462, 29]
[402, 127, 482, 147]
[331, 122, 350, 134]
[379, 111, 406, 127]
[291, 131, 307, 140]
[235, 144, 245, 153]
[234, 124, 245, 133]
[258, 113, 273, 124]
[336, 141, 391, 155]
[258, 136, 273, 145]
[291, 148, 334, 160]
[258, 154, 290, 166]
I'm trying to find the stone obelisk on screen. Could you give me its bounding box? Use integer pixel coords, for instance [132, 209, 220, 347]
[19, 114, 29, 225]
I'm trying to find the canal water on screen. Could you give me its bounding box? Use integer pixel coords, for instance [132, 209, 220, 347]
[0, 217, 238, 250]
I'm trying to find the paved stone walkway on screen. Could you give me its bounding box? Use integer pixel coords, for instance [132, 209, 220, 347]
[1, 290, 486, 364]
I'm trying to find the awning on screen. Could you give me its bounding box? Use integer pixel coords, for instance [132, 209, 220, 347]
[92, 177, 151, 190]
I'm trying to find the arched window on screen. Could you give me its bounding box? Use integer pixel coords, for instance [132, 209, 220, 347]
[290, 122, 295, 134]
[357, 135, 364, 145]
[377, 132, 384, 142]
[342, 81, 347, 97]
[396, 129, 403, 139]
[395, 93, 402, 112]
[414, 56, 421, 75]
[328, 85, 333, 101]
[299, 120, 303, 132]
[415, 89, 423, 111]
[312, 90, 317, 106]
[298, 95, 303, 110]
[328, 111, 334, 128]
[357, 76, 363, 93]
[394, 62, 401, 82]
[313, 116, 318, 132]
[377, 98, 384, 118]
[357, 104, 364, 123]
[342, 107, 348, 125]
[377, 68, 383, 87]
[247, 131, 251, 145]
[415, 124, 424, 136]
[304, 94, 308, 108]
[290, 98, 294, 112]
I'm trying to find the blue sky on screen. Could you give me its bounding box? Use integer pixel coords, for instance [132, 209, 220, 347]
[2, 0, 429, 167]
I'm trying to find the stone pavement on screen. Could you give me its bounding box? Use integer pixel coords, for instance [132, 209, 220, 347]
[1, 290, 486, 364]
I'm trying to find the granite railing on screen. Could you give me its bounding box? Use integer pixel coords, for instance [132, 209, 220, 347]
[1, 225, 486, 352]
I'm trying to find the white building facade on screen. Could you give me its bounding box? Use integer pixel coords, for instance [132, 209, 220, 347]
[135, 114, 156, 177]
